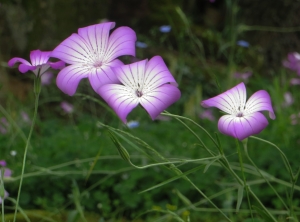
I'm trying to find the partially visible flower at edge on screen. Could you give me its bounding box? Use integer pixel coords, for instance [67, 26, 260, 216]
[0, 161, 12, 204]
[290, 78, 300, 85]
[283, 52, 300, 76]
[51, 22, 137, 96]
[60, 101, 74, 114]
[159, 25, 171, 33]
[201, 82, 275, 140]
[98, 56, 181, 123]
[0, 117, 8, 134]
[8, 49, 65, 76]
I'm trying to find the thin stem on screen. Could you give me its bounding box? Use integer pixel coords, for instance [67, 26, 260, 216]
[1, 170, 4, 222]
[13, 77, 40, 222]
[248, 188, 277, 222]
[250, 136, 294, 183]
[244, 145, 289, 212]
[237, 139, 253, 220]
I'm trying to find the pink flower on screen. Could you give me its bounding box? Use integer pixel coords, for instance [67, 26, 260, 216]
[199, 109, 215, 121]
[8, 50, 64, 76]
[290, 78, 300, 85]
[283, 52, 300, 75]
[51, 22, 137, 96]
[234, 71, 252, 82]
[98, 56, 181, 123]
[60, 101, 74, 114]
[201, 82, 275, 140]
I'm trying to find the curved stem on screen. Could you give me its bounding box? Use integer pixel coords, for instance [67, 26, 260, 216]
[13, 77, 40, 222]
[250, 136, 294, 183]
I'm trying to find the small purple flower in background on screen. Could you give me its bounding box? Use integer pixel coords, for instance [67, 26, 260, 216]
[282, 92, 294, 107]
[41, 71, 54, 86]
[159, 25, 171, 33]
[60, 101, 74, 114]
[0, 160, 12, 204]
[209, 0, 216, 3]
[236, 40, 250, 48]
[199, 109, 215, 122]
[136, 41, 148, 49]
[21, 111, 31, 124]
[290, 78, 300, 85]
[51, 22, 137, 96]
[283, 52, 300, 75]
[98, 56, 181, 123]
[201, 82, 275, 140]
[8, 50, 64, 76]
[234, 71, 252, 82]
[0, 117, 8, 134]
[126, 120, 140, 129]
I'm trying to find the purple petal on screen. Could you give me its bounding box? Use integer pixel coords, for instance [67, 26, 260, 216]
[98, 84, 139, 123]
[201, 82, 246, 115]
[19, 64, 37, 73]
[114, 59, 147, 88]
[105, 26, 136, 62]
[49, 61, 65, 69]
[56, 65, 89, 96]
[78, 22, 115, 59]
[51, 33, 93, 65]
[3, 168, 11, 177]
[140, 84, 181, 120]
[144, 56, 179, 88]
[88, 59, 122, 92]
[0, 160, 6, 167]
[218, 112, 268, 140]
[245, 90, 275, 119]
[30, 50, 51, 66]
[8, 57, 31, 67]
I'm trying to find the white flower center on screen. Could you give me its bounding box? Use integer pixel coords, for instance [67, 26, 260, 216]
[93, 60, 103, 68]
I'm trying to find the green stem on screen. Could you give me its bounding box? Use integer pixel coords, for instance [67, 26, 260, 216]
[237, 139, 253, 219]
[13, 77, 40, 222]
[243, 145, 289, 212]
[1, 170, 4, 222]
[250, 136, 294, 183]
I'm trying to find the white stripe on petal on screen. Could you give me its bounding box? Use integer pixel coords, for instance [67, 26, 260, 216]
[244, 90, 275, 119]
[98, 84, 139, 123]
[201, 82, 246, 115]
[56, 65, 89, 96]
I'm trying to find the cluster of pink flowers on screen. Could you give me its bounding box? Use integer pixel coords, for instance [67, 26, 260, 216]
[283, 52, 300, 85]
[8, 22, 276, 141]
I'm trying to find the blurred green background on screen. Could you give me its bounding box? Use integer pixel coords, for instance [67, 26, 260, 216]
[1, 0, 300, 221]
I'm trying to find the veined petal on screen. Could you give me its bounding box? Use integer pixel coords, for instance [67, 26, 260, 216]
[113, 59, 147, 89]
[144, 56, 179, 90]
[30, 50, 51, 66]
[8, 57, 31, 67]
[98, 84, 139, 123]
[78, 22, 115, 61]
[19, 64, 36, 73]
[105, 26, 136, 62]
[245, 90, 275, 119]
[56, 65, 89, 96]
[140, 84, 181, 120]
[51, 33, 93, 65]
[88, 60, 122, 92]
[201, 82, 247, 115]
[218, 112, 268, 140]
